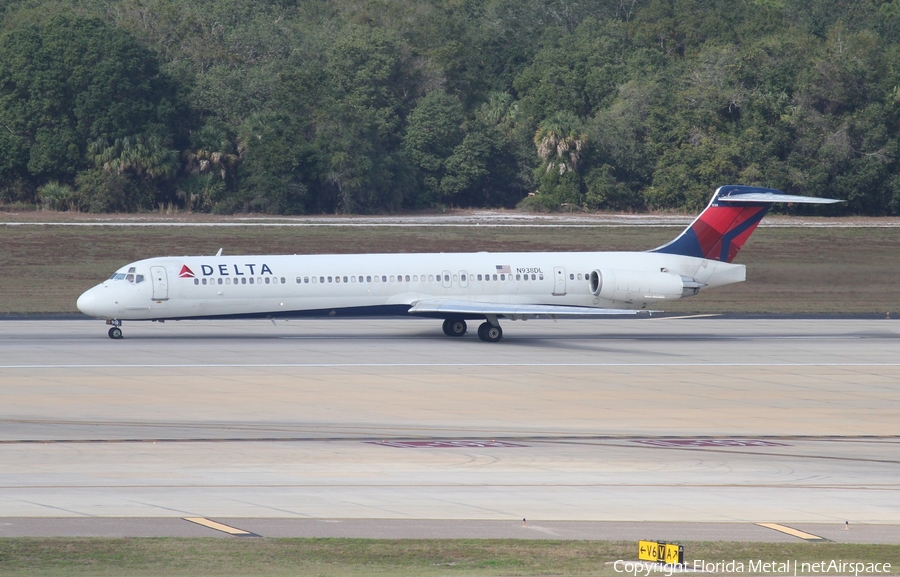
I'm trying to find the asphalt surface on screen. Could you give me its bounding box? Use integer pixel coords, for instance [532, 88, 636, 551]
[1, 318, 898, 542]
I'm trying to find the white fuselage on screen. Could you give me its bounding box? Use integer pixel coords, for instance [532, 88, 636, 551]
[76, 250, 745, 321]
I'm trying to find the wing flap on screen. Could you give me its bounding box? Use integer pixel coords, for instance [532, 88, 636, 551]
[408, 299, 646, 319]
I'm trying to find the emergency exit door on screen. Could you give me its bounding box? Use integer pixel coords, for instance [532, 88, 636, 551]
[552, 266, 567, 296]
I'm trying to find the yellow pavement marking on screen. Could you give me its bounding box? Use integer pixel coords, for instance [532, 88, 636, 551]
[756, 523, 826, 541]
[183, 517, 255, 536]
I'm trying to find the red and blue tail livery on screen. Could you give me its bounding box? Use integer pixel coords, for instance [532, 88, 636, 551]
[652, 185, 840, 263]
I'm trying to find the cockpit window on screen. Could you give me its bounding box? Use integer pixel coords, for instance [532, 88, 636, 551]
[109, 270, 144, 283]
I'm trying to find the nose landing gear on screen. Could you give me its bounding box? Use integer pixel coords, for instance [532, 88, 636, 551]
[106, 320, 124, 339]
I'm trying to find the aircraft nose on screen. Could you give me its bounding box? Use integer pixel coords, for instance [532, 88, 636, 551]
[76, 287, 103, 318]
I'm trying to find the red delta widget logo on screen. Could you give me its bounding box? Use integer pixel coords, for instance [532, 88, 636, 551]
[180, 264, 274, 278]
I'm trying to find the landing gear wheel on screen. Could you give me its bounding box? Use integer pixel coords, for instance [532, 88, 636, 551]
[441, 319, 468, 337]
[477, 322, 502, 343]
[108, 327, 123, 339]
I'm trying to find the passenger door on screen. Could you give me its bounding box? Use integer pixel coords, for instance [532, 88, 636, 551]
[150, 266, 169, 300]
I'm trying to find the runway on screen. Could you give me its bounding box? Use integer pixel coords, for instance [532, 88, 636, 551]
[0, 317, 898, 541]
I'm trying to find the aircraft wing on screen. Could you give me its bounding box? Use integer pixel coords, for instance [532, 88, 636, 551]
[407, 299, 647, 319]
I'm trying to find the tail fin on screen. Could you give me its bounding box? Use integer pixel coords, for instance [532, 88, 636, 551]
[652, 185, 841, 263]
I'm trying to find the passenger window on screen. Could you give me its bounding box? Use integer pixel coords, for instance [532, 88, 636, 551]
[577, 273, 582, 281]
[296, 277, 301, 284]
[281, 277, 286, 284]
[390, 275, 395, 282]
[531, 274, 536, 280]
[343, 276, 348, 283]
[328, 276, 333, 283]
[493, 274, 497, 281]
[570, 274, 574, 280]
[413, 275, 418, 282]
[194, 279, 199, 285]
[429, 275, 434, 282]
[304, 277, 309, 283]
[405, 275, 410, 282]
[499, 274, 505, 281]
[226, 278, 231, 285]
[249, 278, 254, 284]
[516, 274, 520, 280]
[202, 279, 207, 285]
[218, 278, 223, 285]
[382, 275, 387, 282]
[366, 276, 371, 282]
[265, 277, 270, 284]
[540, 274, 544, 280]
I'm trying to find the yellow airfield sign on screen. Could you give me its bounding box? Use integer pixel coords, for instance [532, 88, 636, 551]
[638, 540, 660, 562]
[638, 540, 683, 565]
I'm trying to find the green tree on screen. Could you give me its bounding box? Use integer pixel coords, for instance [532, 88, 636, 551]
[0, 13, 183, 197]
[235, 113, 316, 214]
[315, 27, 418, 213]
[403, 90, 465, 206]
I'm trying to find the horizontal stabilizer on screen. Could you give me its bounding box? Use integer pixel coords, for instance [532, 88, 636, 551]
[717, 191, 842, 204]
[408, 299, 646, 319]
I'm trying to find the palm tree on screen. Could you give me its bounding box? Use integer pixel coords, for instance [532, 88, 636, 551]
[533, 111, 587, 175]
[89, 133, 179, 181]
[182, 123, 239, 182]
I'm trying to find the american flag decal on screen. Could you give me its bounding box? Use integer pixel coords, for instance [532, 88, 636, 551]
[495, 265, 511, 274]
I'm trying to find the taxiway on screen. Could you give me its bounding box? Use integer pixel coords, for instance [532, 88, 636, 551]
[0, 318, 898, 540]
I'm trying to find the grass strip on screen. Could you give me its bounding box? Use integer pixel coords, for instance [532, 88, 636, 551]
[1, 538, 898, 577]
[1, 225, 898, 314]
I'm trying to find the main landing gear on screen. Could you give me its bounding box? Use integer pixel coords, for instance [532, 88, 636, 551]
[477, 321, 503, 343]
[441, 319, 468, 337]
[107, 319, 124, 339]
[441, 318, 503, 342]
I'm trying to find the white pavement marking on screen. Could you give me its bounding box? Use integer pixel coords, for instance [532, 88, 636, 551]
[2, 362, 898, 369]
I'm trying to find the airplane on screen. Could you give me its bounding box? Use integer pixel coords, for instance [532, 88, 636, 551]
[76, 185, 840, 341]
